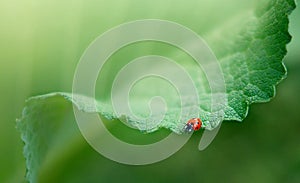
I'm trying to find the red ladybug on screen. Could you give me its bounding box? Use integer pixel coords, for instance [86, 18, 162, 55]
[184, 118, 202, 132]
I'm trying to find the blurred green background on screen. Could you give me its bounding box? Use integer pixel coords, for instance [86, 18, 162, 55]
[0, 0, 299, 182]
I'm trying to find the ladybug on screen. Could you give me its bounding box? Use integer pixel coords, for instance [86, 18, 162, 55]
[184, 118, 202, 132]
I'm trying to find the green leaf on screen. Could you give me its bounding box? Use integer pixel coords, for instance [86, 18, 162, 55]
[17, 0, 296, 182]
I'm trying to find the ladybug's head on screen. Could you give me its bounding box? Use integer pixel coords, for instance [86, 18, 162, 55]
[184, 122, 194, 133]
